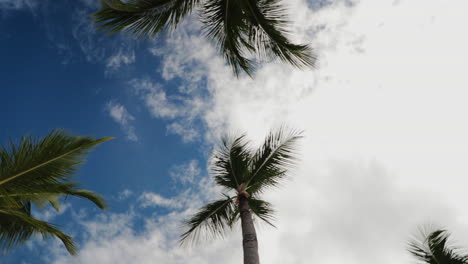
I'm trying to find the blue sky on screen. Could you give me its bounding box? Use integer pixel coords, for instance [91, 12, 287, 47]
[1, 1, 206, 262]
[0, 0, 204, 194]
[1, 0, 468, 263]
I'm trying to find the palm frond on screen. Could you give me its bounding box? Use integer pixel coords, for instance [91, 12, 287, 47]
[180, 195, 236, 244]
[93, 0, 315, 77]
[30, 193, 60, 211]
[202, 0, 256, 76]
[248, 197, 275, 227]
[246, 127, 302, 195]
[227, 206, 240, 227]
[211, 134, 251, 191]
[240, 0, 316, 69]
[93, 0, 200, 38]
[0, 209, 76, 255]
[408, 228, 468, 264]
[198, 0, 316, 76]
[0, 187, 106, 211]
[0, 131, 112, 187]
[0, 130, 111, 255]
[64, 190, 107, 209]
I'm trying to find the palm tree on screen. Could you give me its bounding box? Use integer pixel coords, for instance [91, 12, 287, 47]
[0, 130, 112, 255]
[180, 127, 302, 264]
[92, 0, 316, 77]
[408, 227, 468, 263]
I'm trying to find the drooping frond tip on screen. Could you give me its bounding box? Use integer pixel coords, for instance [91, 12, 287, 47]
[203, 0, 316, 77]
[0, 209, 77, 256]
[248, 197, 276, 227]
[180, 195, 236, 246]
[66, 190, 107, 210]
[408, 227, 468, 263]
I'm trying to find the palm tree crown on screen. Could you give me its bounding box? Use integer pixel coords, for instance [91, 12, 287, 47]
[409, 228, 468, 264]
[0, 130, 112, 255]
[180, 127, 302, 264]
[92, 0, 316, 77]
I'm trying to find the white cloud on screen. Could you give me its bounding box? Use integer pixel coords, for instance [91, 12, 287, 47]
[105, 49, 135, 74]
[118, 189, 133, 200]
[138, 174, 216, 210]
[46, 160, 457, 264]
[69, 6, 136, 67]
[167, 123, 199, 143]
[170, 159, 201, 184]
[49, 206, 241, 264]
[46, 173, 235, 264]
[132, 79, 182, 119]
[106, 101, 138, 141]
[49, 0, 468, 263]
[131, 78, 206, 142]
[139, 192, 182, 209]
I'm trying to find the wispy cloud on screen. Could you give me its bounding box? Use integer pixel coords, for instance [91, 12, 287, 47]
[167, 123, 199, 143]
[132, 79, 182, 119]
[71, 9, 107, 63]
[131, 78, 206, 142]
[106, 101, 138, 142]
[1, 0, 137, 72]
[105, 49, 136, 74]
[139, 192, 182, 209]
[65, 4, 136, 68]
[170, 159, 200, 185]
[118, 189, 133, 200]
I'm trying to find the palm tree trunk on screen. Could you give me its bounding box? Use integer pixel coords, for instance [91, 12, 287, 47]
[239, 196, 260, 264]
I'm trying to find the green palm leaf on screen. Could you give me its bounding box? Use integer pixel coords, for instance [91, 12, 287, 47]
[0, 208, 76, 255]
[202, 0, 256, 76]
[409, 228, 468, 263]
[180, 195, 236, 244]
[212, 134, 251, 191]
[93, 0, 200, 38]
[239, 0, 315, 69]
[0, 130, 112, 255]
[92, 0, 315, 77]
[248, 197, 275, 227]
[246, 127, 302, 195]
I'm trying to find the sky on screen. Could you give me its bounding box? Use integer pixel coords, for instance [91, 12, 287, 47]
[1, 0, 468, 263]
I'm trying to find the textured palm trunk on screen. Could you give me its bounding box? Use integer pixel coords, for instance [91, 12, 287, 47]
[239, 196, 260, 264]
